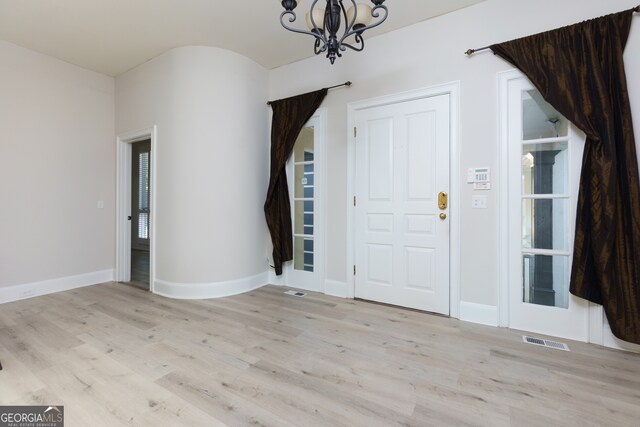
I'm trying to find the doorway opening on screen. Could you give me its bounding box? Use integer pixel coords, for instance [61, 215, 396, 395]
[116, 126, 157, 292]
[130, 139, 151, 290]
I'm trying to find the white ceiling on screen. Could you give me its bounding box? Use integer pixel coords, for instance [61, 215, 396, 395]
[0, 0, 485, 76]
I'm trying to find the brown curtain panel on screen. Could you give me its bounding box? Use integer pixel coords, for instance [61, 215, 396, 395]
[265, 88, 328, 275]
[491, 8, 640, 344]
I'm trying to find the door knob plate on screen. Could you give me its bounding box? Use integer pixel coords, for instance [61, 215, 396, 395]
[438, 192, 448, 210]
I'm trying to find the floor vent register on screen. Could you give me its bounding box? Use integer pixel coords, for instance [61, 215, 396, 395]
[284, 290, 307, 297]
[523, 335, 570, 351]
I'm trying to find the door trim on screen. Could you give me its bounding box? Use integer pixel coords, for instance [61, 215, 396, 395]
[346, 82, 461, 318]
[116, 126, 157, 292]
[497, 69, 519, 327]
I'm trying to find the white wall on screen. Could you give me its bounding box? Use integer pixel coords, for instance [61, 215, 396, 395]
[268, 0, 640, 307]
[0, 40, 115, 290]
[116, 46, 270, 293]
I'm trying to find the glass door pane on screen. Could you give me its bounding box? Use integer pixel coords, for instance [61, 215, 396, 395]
[520, 88, 570, 309]
[292, 126, 314, 272]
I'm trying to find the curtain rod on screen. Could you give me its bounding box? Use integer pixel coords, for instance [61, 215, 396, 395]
[267, 81, 352, 105]
[464, 5, 640, 56]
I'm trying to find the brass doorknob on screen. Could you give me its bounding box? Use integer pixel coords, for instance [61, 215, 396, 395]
[439, 213, 447, 220]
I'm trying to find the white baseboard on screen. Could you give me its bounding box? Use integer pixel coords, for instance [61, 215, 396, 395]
[587, 303, 639, 352]
[268, 270, 287, 287]
[459, 301, 498, 327]
[602, 315, 640, 353]
[0, 269, 114, 304]
[324, 280, 348, 298]
[154, 272, 269, 300]
[588, 302, 604, 345]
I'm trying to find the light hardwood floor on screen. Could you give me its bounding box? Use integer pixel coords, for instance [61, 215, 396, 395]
[0, 283, 639, 426]
[129, 249, 150, 290]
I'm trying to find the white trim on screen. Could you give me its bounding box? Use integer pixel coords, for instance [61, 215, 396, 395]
[588, 302, 604, 345]
[153, 272, 269, 300]
[346, 82, 461, 316]
[116, 126, 157, 293]
[268, 269, 287, 287]
[324, 279, 348, 298]
[602, 316, 640, 353]
[497, 69, 520, 327]
[0, 270, 114, 304]
[459, 301, 498, 327]
[317, 108, 328, 295]
[449, 82, 462, 319]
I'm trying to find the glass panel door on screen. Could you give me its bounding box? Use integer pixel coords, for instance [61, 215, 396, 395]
[285, 113, 324, 292]
[503, 74, 589, 341]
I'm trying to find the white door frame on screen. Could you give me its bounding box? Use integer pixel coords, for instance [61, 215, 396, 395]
[116, 126, 157, 292]
[498, 69, 523, 328]
[346, 82, 461, 318]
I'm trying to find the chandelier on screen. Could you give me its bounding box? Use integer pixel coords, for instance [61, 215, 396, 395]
[279, 0, 389, 64]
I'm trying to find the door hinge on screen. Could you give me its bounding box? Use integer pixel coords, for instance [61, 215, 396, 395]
[353, 196, 356, 206]
[353, 265, 356, 275]
[354, 127, 357, 138]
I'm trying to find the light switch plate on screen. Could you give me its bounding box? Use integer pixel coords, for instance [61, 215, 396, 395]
[471, 195, 487, 209]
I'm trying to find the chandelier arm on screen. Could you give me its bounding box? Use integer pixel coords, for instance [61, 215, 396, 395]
[308, 0, 324, 37]
[341, 0, 356, 31]
[339, 4, 388, 44]
[339, 34, 365, 52]
[314, 38, 328, 55]
[279, 10, 326, 42]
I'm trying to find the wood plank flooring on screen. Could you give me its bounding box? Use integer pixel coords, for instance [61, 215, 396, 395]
[0, 283, 639, 426]
[128, 249, 150, 290]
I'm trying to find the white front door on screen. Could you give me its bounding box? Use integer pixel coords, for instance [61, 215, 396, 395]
[501, 72, 589, 341]
[354, 94, 450, 314]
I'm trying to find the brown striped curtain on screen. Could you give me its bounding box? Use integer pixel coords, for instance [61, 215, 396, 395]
[265, 89, 327, 275]
[491, 8, 640, 344]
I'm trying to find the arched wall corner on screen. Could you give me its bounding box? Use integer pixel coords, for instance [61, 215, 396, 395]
[115, 45, 270, 296]
[154, 272, 269, 300]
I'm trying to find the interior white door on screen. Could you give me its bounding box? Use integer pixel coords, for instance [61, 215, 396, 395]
[285, 113, 324, 292]
[503, 74, 589, 341]
[354, 94, 450, 314]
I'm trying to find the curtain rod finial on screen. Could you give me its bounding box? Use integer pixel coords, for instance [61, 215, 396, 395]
[465, 49, 475, 56]
[345, 81, 352, 87]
